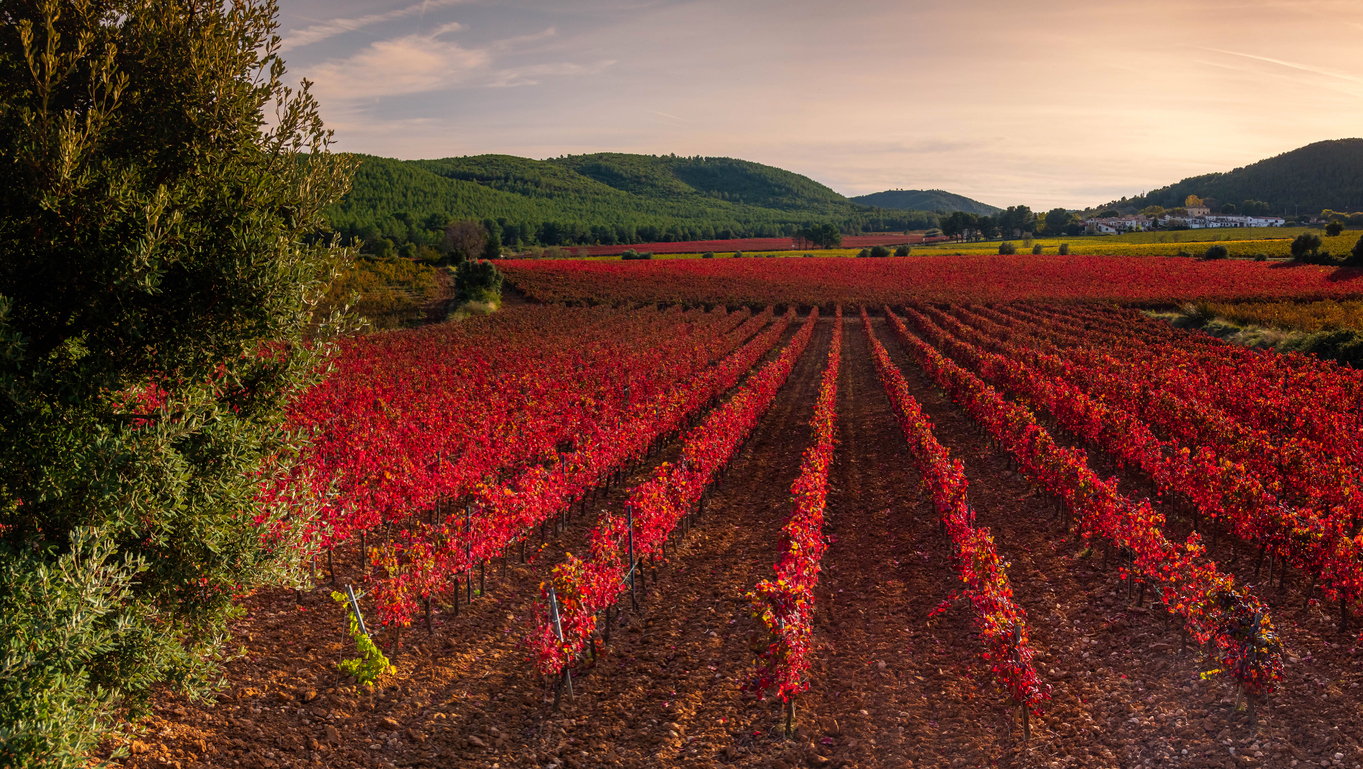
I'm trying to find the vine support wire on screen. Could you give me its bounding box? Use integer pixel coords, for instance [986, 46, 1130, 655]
[344, 584, 369, 637]
[549, 587, 573, 707]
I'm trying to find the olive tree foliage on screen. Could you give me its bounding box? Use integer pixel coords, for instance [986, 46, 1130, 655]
[0, 1, 354, 765]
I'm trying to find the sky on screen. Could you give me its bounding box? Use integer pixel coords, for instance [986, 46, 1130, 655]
[276, 0, 1363, 210]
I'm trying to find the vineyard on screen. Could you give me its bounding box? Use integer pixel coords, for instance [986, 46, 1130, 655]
[121, 266, 1363, 769]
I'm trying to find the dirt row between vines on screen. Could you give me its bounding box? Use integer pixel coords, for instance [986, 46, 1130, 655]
[114, 311, 1363, 769]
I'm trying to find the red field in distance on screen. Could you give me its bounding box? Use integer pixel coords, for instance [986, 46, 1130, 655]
[502, 254, 1363, 305]
[558, 233, 944, 257]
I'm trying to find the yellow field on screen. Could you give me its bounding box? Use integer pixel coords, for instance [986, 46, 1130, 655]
[600, 228, 1363, 260]
[1200, 299, 1363, 332]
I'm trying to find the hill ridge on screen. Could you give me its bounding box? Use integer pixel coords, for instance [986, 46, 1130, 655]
[1098, 138, 1363, 215]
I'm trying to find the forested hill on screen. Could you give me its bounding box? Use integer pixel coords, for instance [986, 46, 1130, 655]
[850, 189, 1001, 215]
[1102, 139, 1363, 215]
[326, 153, 939, 251]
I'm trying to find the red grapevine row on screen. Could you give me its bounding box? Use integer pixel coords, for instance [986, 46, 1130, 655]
[532, 310, 820, 676]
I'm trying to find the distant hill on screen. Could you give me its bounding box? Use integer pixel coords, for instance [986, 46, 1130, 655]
[1099, 139, 1363, 215]
[327, 153, 940, 250]
[850, 189, 1001, 216]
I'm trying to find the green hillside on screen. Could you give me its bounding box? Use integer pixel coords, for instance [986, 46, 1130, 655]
[1103, 139, 1363, 215]
[850, 189, 1001, 215]
[326, 153, 939, 252]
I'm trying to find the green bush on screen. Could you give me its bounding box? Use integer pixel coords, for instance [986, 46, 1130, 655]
[1326, 221, 1344, 237]
[455, 260, 504, 305]
[1031, 243, 1043, 255]
[870, 245, 892, 258]
[998, 241, 1017, 255]
[1291, 233, 1323, 261]
[620, 249, 653, 260]
[701, 251, 715, 259]
[856, 248, 872, 258]
[895, 245, 910, 256]
[1203, 244, 1230, 260]
[733, 251, 744, 258]
[1058, 243, 1070, 255]
[0, 2, 352, 765]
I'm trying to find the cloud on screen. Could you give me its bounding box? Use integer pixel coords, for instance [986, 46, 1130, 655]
[304, 20, 607, 101]
[308, 34, 491, 101]
[281, 0, 471, 52]
[488, 60, 616, 88]
[1201, 47, 1363, 85]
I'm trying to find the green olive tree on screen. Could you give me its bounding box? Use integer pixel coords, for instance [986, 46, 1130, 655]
[0, 1, 353, 764]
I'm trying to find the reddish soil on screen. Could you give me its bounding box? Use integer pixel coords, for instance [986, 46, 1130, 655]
[113, 313, 1363, 769]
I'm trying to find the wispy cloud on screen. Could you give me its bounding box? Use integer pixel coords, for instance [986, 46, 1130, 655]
[1201, 47, 1363, 85]
[488, 60, 616, 88]
[649, 110, 691, 122]
[281, 0, 471, 52]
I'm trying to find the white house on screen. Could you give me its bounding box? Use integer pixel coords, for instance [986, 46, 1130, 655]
[1083, 215, 1154, 234]
[1159, 214, 1285, 229]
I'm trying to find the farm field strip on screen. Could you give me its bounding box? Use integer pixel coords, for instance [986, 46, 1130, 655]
[749, 307, 843, 710]
[921, 303, 1363, 633]
[368, 307, 797, 628]
[533, 310, 819, 677]
[883, 307, 1285, 700]
[861, 310, 1049, 715]
[501, 255, 1363, 306]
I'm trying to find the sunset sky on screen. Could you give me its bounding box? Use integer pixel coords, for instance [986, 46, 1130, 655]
[277, 0, 1363, 209]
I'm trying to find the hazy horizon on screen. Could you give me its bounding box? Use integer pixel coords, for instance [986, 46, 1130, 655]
[277, 0, 1363, 210]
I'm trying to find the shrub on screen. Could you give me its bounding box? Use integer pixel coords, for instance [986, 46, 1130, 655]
[1031, 243, 1043, 255]
[870, 245, 892, 258]
[455, 260, 504, 305]
[895, 245, 911, 256]
[804, 253, 815, 258]
[1254, 253, 1269, 262]
[856, 248, 872, 258]
[1326, 221, 1345, 237]
[1291, 233, 1323, 261]
[1058, 243, 1070, 255]
[1176, 249, 1192, 257]
[701, 251, 715, 259]
[620, 249, 653, 261]
[998, 241, 1017, 255]
[1204, 244, 1230, 260]
[733, 251, 744, 258]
